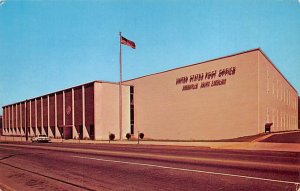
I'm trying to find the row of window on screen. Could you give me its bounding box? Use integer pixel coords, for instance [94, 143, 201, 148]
[267, 70, 297, 110]
[266, 108, 298, 130]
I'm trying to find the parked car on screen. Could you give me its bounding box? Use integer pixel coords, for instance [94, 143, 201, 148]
[31, 135, 51, 143]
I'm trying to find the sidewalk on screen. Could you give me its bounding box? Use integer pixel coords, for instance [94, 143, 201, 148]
[1, 135, 299, 153]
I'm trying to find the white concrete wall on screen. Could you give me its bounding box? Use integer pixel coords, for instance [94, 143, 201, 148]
[258, 51, 298, 133]
[126, 50, 260, 140]
[94, 82, 130, 140]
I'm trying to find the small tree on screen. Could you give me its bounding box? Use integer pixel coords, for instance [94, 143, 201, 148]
[138, 132, 144, 144]
[109, 133, 115, 143]
[126, 133, 131, 140]
[139, 133, 144, 139]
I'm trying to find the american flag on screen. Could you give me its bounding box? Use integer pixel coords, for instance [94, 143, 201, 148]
[121, 36, 136, 49]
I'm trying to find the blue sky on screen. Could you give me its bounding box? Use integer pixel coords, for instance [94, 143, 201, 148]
[0, 0, 299, 115]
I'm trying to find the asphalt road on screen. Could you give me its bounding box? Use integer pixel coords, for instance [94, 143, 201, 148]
[0, 142, 299, 191]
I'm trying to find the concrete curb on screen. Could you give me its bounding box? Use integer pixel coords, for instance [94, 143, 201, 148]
[1, 135, 300, 153]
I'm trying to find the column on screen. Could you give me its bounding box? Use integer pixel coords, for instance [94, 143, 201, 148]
[20, 103, 23, 136]
[17, 103, 22, 135]
[8, 107, 11, 135]
[25, 101, 27, 138]
[72, 88, 76, 139]
[63, 91, 65, 139]
[47, 95, 53, 137]
[54, 93, 59, 138]
[41, 97, 45, 135]
[15, 104, 19, 135]
[18, 104, 20, 135]
[29, 100, 34, 136]
[12, 105, 15, 135]
[3, 107, 5, 135]
[35, 99, 39, 135]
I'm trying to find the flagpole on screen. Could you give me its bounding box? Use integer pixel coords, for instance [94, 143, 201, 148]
[119, 32, 123, 140]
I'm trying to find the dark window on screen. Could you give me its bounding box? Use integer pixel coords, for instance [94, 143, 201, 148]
[90, 125, 95, 140]
[130, 109, 134, 121]
[130, 124, 134, 135]
[130, 86, 134, 134]
[130, 86, 134, 93]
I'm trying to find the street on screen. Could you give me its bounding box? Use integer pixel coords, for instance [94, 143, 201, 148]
[0, 142, 299, 191]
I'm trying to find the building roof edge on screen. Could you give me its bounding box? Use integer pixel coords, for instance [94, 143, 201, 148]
[124, 48, 261, 83]
[257, 48, 298, 94]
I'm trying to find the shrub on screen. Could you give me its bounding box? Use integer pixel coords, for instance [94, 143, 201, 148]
[126, 133, 131, 140]
[139, 132, 144, 140]
[109, 133, 115, 141]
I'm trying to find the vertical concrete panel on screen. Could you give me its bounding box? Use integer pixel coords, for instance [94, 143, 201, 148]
[64, 89, 73, 139]
[49, 94, 55, 137]
[82, 85, 89, 139]
[31, 101, 35, 128]
[2, 110, 4, 135]
[3, 107, 6, 134]
[2, 108, 5, 130]
[26, 101, 31, 136]
[74, 87, 83, 125]
[5, 107, 7, 133]
[10, 106, 13, 134]
[72, 89, 76, 139]
[57, 92, 63, 127]
[37, 99, 41, 128]
[49, 94, 55, 126]
[3, 107, 5, 129]
[94, 83, 102, 140]
[0, 116, 2, 135]
[17, 104, 20, 134]
[85, 83, 94, 139]
[47, 95, 53, 137]
[21, 103, 25, 135]
[19, 104, 21, 130]
[65, 90, 72, 126]
[43, 97, 48, 127]
[11, 106, 13, 130]
[6, 107, 9, 132]
[7, 107, 10, 132]
[94, 83, 131, 140]
[8, 107, 10, 134]
[12, 105, 15, 134]
[5, 108, 7, 134]
[16, 105, 18, 129]
[74, 86, 83, 139]
[6, 107, 8, 132]
[41, 98, 45, 135]
[35, 100, 38, 134]
[13, 105, 16, 129]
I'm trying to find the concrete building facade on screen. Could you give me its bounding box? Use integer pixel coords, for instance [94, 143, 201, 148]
[2, 81, 131, 140]
[2, 49, 298, 140]
[125, 49, 298, 140]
